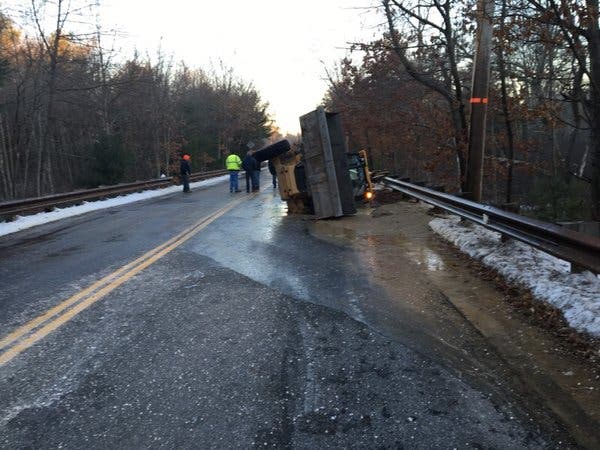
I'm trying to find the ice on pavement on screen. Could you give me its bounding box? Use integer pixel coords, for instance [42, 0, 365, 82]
[430, 216, 600, 338]
[0, 175, 229, 238]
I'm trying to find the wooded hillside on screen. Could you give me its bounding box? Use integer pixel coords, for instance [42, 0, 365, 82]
[0, 2, 270, 201]
[324, 0, 598, 221]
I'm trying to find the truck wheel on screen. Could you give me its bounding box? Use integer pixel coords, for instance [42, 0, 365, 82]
[253, 140, 291, 162]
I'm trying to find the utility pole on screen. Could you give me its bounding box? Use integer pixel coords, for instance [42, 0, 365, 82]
[466, 0, 495, 202]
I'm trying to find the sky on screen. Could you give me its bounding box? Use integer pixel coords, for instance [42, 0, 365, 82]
[95, 0, 383, 134]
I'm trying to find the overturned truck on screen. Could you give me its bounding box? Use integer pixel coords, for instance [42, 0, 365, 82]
[253, 107, 373, 218]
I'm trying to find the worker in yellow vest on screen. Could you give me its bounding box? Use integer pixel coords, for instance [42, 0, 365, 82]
[225, 150, 243, 193]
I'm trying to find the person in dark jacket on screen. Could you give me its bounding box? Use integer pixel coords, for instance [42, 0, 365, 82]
[242, 151, 259, 192]
[268, 159, 277, 188]
[180, 154, 191, 193]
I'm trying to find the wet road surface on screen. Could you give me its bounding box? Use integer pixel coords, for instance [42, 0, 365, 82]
[0, 179, 577, 448]
[312, 201, 600, 449]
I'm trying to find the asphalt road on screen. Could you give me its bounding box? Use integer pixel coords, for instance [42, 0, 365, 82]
[0, 178, 574, 448]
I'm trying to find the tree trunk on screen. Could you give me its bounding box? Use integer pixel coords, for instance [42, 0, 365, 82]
[587, 0, 600, 220]
[0, 113, 14, 199]
[36, 112, 43, 197]
[34, 0, 64, 195]
[497, 0, 515, 204]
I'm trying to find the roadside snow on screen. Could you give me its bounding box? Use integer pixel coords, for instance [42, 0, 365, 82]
[430, 215, 600, 338]
[0, 175, 229, 238]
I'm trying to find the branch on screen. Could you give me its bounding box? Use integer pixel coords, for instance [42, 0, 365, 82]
[31, 0, 51, 53]
[527, 0, 588, 36]
[321, 63, 348, 103]
[382, 0, 454, 104]
[390, 0, 445, 32]
[55, 79, 153, 93]
[524, 0, 592, 85]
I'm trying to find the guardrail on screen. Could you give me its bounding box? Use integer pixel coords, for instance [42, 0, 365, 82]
[0, 169, 229, 219]
[383, 177, 600, 274]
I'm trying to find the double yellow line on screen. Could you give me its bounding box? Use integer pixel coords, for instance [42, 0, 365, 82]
[0, 198, 242, 366]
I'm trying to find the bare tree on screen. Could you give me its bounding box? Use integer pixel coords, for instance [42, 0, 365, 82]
[0, 5, 271, 200]
[524, 0, 600, 218]
[382, 0, 473, 190]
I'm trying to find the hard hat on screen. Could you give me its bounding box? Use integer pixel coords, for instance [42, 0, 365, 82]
[183, 154, 190, 161]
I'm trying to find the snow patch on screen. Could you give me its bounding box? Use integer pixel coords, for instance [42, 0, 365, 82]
[0, 175, 229, 238]
[429, 216, 600, 338]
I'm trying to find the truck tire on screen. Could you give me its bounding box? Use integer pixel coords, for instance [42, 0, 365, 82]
[253, 140, 291, 162]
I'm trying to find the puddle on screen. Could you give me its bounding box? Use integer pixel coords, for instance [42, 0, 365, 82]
[310, 223, 357, 246]
[404, 246, 445, 272]
[309, 202, 600, 449]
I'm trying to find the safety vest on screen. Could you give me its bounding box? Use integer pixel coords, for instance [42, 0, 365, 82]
[225, 154, 242, 171]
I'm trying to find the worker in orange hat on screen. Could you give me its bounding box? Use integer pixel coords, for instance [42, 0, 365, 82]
[180, 154, 191, 193]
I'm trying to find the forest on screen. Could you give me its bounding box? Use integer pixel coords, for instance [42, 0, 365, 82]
[324, 0, 599, 221]
[0, 1, 271, 201]
[1, 0, 599, 224]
